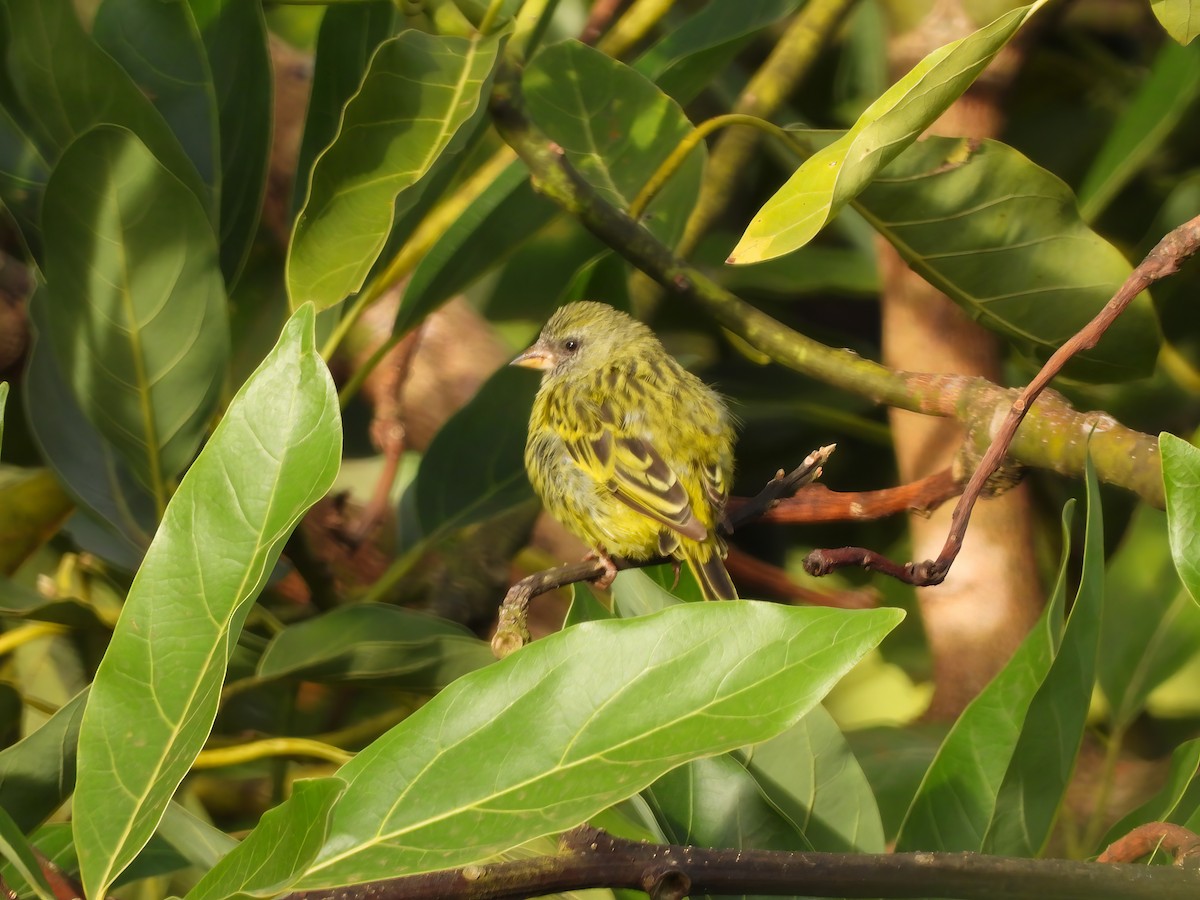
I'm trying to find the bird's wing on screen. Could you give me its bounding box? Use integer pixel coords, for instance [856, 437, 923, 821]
[562, 398, 707, 542]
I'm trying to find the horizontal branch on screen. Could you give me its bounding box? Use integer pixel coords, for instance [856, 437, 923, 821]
[290, 825, 1200, 900]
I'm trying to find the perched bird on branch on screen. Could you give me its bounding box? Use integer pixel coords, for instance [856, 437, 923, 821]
[513, 301, 738, 600]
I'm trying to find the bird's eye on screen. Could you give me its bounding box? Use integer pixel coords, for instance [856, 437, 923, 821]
[563, 338, 580, 352]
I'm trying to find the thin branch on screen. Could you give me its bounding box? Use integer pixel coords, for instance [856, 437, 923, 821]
[751, 468, 961, 523]
[492, 446, 834, 657]
[814, 213, 1200, 587]
[289, 824, 1200, 900]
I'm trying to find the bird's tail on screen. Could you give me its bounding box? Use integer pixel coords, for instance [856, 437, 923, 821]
[684, 542, 738, 601]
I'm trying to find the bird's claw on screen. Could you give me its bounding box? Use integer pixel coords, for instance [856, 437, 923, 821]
[585, 550, 619, 590]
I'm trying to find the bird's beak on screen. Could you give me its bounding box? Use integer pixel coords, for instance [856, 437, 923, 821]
[510, 342, 555, 370]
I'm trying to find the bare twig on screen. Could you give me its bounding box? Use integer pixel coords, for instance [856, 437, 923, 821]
[753, 468, 961, 523]
[289, 824, 1200, 900]
[809, 213, 1200, 587]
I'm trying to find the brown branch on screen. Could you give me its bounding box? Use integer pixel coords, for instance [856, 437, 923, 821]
[1098, 822, 1200, 867]
[493, 446, 834, 657]
[290, 824, 1200, 900]
[808, 213, 1200, 587]
[752, 468, 961, 524]
[578, 0, 626, 44]
[725, 548, 879, 608]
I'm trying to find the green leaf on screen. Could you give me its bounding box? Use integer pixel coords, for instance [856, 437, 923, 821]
[24, 289, 157, 556]
[72, 304, 342, 900]
[633, 0, 803, 82]
[896, 501, 1073, 851]
[414, 366, 536, 538]
[0, 104, 48, 254]
[257, 605, 494, 690]
[93, 0, 219, 192]
[290, 602, 903, 888]
[524, 40, 705, 248]
[0, 690, 85, 833]
[1100, 505, 1200, 729]
[288, 29, 505, 310]
[41, 126, 230, 512]
[742, 705, 885, 852]
[729, 1, 1047, 263]
[983, 455, 1105, 857]
[0, 806, 54, 900]
[1152, 0, 1200, 45]
[291, 1, 396, 218]
[395, 162, 557, 336]
[155, 802, 239, 873]
[0, 469, 74, 576]
[1077, 40, 1200, 221]
[1163, 432, 1200, 608]
[855, 136, 1159, 382]
[644, 754, 813, 853]
[187, 0, 272, 285]
[186, 778, 347, 900]
[1100, 738, 1200, 852]
[0, 0, 209, 212]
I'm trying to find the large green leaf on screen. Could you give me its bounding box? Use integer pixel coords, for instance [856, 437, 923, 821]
[256, 605, 494, 690]
[287, 601, 902, 888]
[1077, 40, 1200, 221]
[187, 0, 272, 285]
[93, 0, 218, 192]
[1100, 505, 1200, 729]
[855, 136, 1159, 382]
[291, 1, 395, 218]
[288, 29, 505, 310]
[186, 778, 346, 900]
[729, 1, 1047, 263]
[982, 456, 1104, 856]
[72, 305, 342, 900]
[742, 705, 885, 853]
[24, 289, 158, 557]
[40, 126, 229, 511]
[1151, 0, 1200, 45]
[0, 0, 209, 211]
[896, 501, 1073, 852]
[1163, 432, 1200, 608]
[524, 40, 705, 248]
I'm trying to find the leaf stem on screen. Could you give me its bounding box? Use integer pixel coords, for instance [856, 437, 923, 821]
[594, 0, 673, 58]
[194, 737, 351, 769]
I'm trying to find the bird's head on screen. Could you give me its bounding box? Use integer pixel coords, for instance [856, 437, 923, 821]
[510, 301, 654, 380]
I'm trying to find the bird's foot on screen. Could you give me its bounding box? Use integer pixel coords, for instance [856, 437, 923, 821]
[584, 549, 619, 590]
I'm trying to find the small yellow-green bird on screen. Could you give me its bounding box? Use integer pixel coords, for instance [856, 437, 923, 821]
[512, 301, 737, 600]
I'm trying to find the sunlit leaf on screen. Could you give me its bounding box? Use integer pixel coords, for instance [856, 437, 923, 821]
[289, 602, 903, 888]
[729, 1, 1047, 263]
[41, 126, 229, 511]
[856, 136, 1159, 382]
[186, 778, 346, 900]
[1163, 432, 1200, 609]
[1151, 0, 1200, 45]
[0, 469, 73, 576]
[291, 1, 396, 217]
[524, 40, 705, 248]
[288, 29, 505, 310]
[72, 305, 342, 900]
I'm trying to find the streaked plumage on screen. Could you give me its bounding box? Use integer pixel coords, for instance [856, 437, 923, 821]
[512, 301, 737, 600]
